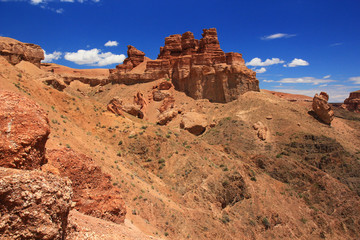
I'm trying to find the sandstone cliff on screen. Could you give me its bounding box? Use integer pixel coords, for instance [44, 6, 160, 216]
[110, 28, 259, 103]
[342, 90, 360, 112]
[0, 37, 44, 67]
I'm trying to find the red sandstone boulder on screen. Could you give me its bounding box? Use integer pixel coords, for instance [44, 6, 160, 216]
[153, 90, 170, 101]
[45, 148, 127, 224]
[0, 167, 72, 240]
[180, 112, 208, 136]
[0, 90, 50, 169]
[159, 96, 176, 113]
[107, 97, 125, 116]
[312, 92, 334, 125]
[157, 80, 173, 90]
[342, 90, 360, 113]
[157, 109, 178, 125]
[0, 37, 44, 67]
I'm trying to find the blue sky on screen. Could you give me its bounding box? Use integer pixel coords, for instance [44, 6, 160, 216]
[1, 0, 359, 102]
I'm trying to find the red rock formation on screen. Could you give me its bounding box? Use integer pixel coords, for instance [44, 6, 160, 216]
[0, 90, 50, 169]
[115, 45, 145, 73]
[157, 109, 178, 125]
[157, 80, 173, 90]
[159, 96, 175, 113]
[107, 97, 144, 119]
[312, 92, 334, 125]
[110, 28, 259, 102]
[0, 167, 72, 240]
[45, 148, 127, 224]
[342, 90, 360, 112]
[0, 37, 44, 67]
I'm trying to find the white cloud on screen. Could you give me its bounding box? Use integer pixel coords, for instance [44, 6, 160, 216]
[60, 0, 74, 2]
[255, 67, 266, 73]
[349, 76, 360, 84]
[272, 86, 355, 103]
[278, 77, 335, 85]
[30, 0, 43, 4]
[42, 50, 62, 62]
[323, 75, 331, 79]
[55, 8, 64, 13]
[263, 80, 274, 83]
[284, 58, 309, 67]
[64, 48, 126, 66]
[104, 40, 119, 47]
[261, 33, 296, 40]
[246, 57, 284, 67]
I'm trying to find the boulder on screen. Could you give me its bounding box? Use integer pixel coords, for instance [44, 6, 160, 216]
[312, 92, 334, 125]
[157, 109, 178, 125]
[342, 90, 360, 113]
[122, 104, 144, 119]
[107, 97, 124, 116]
[157, 80, 173, 90]
[0, 90, 50, 169]
[45, 148, 127, 224]
[0, 37, 44, 67]
[253, 121, 268, 140]
[0, 167, 72, 240]
[153, 90, 170, 101]
[180, 112, 208, 136]
[159, 96, 176, 113]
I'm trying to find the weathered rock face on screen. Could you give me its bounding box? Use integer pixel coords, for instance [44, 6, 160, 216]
[157, 109, 178, 126]
[253, 121, 268, 141]
[180, 112, 208, 135]
[312, 92, 334, 125]
[0, 167, 73, 240]
[342, 90, 360, 113]
[0, 90, 50, 169]
[45, 148, 127, 224]
[110, 28, 259, 102]
[0, 37, 44, 67]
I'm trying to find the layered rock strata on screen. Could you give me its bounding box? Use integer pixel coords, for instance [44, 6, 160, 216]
[110, 28, 259, 103]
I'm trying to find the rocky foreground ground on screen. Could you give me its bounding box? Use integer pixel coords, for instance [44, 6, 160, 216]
[0, 32, 360, 239]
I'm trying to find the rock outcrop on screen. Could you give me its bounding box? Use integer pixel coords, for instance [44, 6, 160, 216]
[157, 109, 178, 125]
[342, 90, 360, 112]
[107, 97, 144, 119]
[180, 112, 208, 135]
[45, 148, 127, 224]
[0, 37, 44, 67]
[110, 28, 259, 103]
[0, 167, 73, 240]
[312, 92, 334, 125]
[0, 90, 50, 169]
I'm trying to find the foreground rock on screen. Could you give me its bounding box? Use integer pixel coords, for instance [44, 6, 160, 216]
[0, 37, 44, 67]
[0, 90, 50, 169]
[180, 112, 208, 135]
[0, 167, 72, 240]
[45, 148, 127, 224]
[342, 90, 360, 113]
[253, 121, 268, 140]
[110, 28, 259, 103]
[312, 92, 334, 125]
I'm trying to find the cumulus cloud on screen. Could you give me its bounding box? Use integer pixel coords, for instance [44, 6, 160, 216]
[43, 50, 62, 62]
[278, 77, 335, 85]
[323, 75, 331, 79]
[349, 76, 360, 84]
[64, 48, 125, 66]
[255, 67, 266, 73]
[284, 58, 309, 67]
[261, 33, 296, 40]
[104, 40, 119, 47]
[246, 57, 284, 67]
